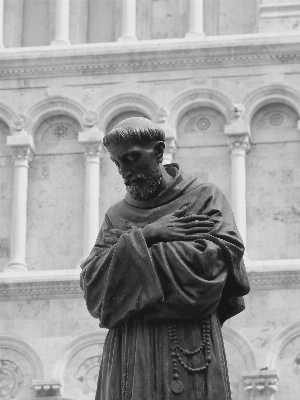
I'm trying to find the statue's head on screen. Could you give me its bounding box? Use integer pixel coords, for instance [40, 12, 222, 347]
[103, 117, 166, 201]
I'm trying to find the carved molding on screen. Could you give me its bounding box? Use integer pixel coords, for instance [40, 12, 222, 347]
[1, 269, 300, 301]
[0, 280, 82, 301]
[170, 89, 232, 126]
[26, 98, 86, 132]
[243, 85, 300, 123]
[2, 38, 300, 81]
[0, 335, 44, 379]
[0, 105, 14, 124]
[267, 321, 300, 369]
[222, 325, 257, 371]
[98, 94, 158, 130]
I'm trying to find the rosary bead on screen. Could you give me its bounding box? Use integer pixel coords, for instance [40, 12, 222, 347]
[173, 373, 179, 379]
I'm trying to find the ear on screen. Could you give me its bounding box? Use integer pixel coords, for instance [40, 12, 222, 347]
[153, 141, 165, 163]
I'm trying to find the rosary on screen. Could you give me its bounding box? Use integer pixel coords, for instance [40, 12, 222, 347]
[168, 318, 211, 395]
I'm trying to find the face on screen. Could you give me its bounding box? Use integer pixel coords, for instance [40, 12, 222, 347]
[107, 141, 163, 201]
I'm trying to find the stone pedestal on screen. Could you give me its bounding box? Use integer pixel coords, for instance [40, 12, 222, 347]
[78, 124, 103, 260]
[51, 0, 71, 45]
[118, 0, 137, 42]
[185, 0, 205, 39]
[243, 370, 279, 400]
[5, 135, 34, 272]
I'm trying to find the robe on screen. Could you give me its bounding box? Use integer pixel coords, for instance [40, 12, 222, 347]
[80, 164, 250, 400]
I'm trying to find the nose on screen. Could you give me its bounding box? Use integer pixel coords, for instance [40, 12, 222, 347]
[119, 164, 132, 180]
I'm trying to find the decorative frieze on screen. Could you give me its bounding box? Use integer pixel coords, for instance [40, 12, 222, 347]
[1, 36, 300, 80]
[1, 267, 300, 301]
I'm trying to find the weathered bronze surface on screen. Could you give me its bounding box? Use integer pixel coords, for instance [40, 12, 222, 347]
[80, 118, 250, 400]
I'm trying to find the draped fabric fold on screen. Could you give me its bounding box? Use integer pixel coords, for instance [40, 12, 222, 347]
[80, 164, 250, 400]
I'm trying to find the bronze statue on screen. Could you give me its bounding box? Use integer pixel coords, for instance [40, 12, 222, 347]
[80, 117, 250, 400]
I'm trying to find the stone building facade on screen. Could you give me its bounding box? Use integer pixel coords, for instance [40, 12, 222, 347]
[0, 0, 300, 399]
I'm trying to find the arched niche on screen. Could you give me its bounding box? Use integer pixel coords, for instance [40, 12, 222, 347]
[222, 325, 256, 400]
[0, 119, 10, 156]
[98, 93, 158, 133]
[34, 113, 82, 155]
[177, 106, 227, 147]
[250, 102, 299, 144]
[53, 330, 107, 400]
[27, 114, 85, 271]
[105, 110, 149, 133]
[175, 106, 230, 199]
[246, 102, 300, 260]
[267, 322, 300, 399]
[0, 334, 44, 400]
[243, 85, 300, 126]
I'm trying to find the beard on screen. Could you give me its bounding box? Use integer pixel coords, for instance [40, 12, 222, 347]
[125, 165, 162, 201]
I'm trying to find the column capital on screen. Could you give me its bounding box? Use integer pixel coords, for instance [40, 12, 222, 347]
[32, 380, 63, 399]
[7, 135, 35, 165]
[243, 370, 279, 400]
[78, 129, 103, 162]
[228, 134, 251, 155]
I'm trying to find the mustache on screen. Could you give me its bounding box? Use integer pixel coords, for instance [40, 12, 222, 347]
[124, 174, 147, 186]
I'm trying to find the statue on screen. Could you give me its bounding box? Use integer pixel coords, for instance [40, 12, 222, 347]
[80, 117, 250, 400]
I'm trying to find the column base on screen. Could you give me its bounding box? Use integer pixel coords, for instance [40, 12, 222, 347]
[185, 31, 205, 39]
[4, 259, 28, 272]
[50, 39, 71, 46]
[117, 36, 138, 43]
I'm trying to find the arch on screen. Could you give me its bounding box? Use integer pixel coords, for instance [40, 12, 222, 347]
[0, 103, 15, 133]
[98, 93, 159, 131]
[53, 329, 108, 379]
[0, 334, 44, 379]
[222, 325, 257, 371]
[243, 85, 300, 126]
[169, 89, 233, 128]
[26, 97, 86, 136]
[267, 321, 300, 369]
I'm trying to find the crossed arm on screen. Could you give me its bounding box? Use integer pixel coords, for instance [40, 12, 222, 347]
[103, 206, 215, 248]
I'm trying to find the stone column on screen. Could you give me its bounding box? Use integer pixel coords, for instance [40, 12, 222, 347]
[78, 112, 103, 260]
[243, 370, 279, 400]
[156, 108, 177, 165]
[51, 0, 71, 45]
[3, 0, 24, 47]
[228, 135, 250, 248]
[186, 0, 205, 39]
[118, 0, 137, 42]
[224, 105, 250, 252]
[0, 0, 4, 48]
[5, 132, 34, 272]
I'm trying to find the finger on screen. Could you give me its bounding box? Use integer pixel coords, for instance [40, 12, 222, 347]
[177, 214, 210, 222]
[184, 227, 213, 234]
[180, 221, 214, 229]
[173, 206, 187, 218]
[110, 229, 125, 236]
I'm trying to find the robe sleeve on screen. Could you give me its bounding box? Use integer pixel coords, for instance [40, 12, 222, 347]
[80, 215, 164, 328]
[80, 185, 249, 328]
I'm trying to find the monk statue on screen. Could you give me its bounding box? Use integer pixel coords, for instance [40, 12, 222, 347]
[80, 117, 250, 400]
